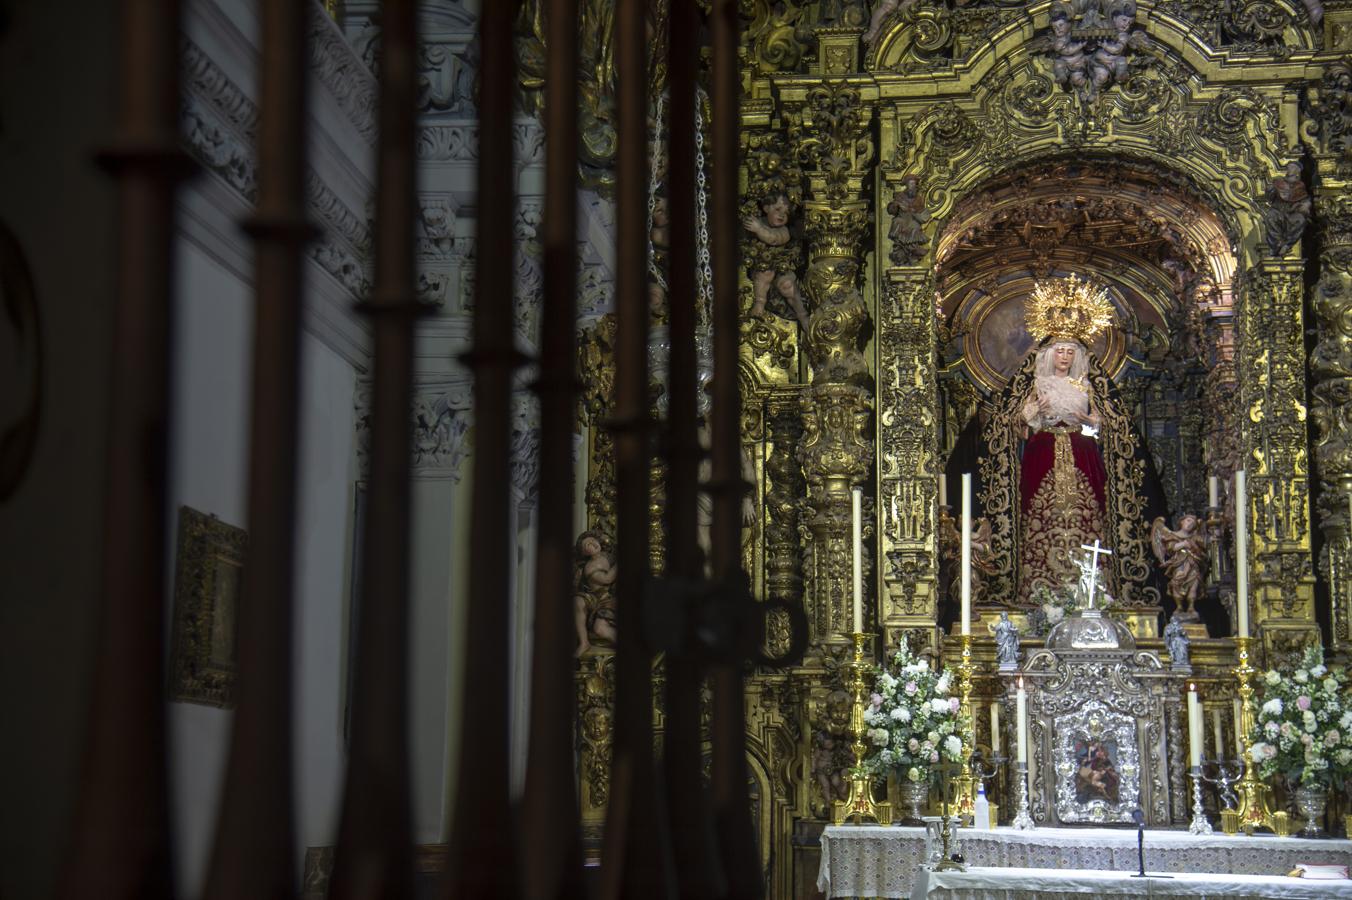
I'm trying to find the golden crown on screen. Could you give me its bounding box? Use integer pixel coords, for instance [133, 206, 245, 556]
[1025, 275, 1115, 345]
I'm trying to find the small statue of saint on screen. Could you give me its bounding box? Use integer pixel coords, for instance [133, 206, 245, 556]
[994, 611, 1021, 671]
[1163, 616, 1191, 669]
[1150, 514, 1206, 620]
[1263, 161, 1311, 257]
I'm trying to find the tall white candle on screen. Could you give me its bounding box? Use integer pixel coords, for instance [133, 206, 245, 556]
[1235, 470, 1249, 637]
[1233, 698, 1244, 754]
[961, 473, 972, 636]
[939, 473, 948, 508]
[1209, 475, 1219, 508]
[990, 701, 1001, 757]
[1016, 680, 1028, 764]
[852, 487, 863, 634]
[1212, 707, 1224, 760]
[1187, 685, 1202, 768]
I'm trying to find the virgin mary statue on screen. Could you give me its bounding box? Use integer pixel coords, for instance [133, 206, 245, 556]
[976, 277, 1165, 608]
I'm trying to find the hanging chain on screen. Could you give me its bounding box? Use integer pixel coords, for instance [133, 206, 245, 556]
[647, 93, 668, 293]
[694, 88, 713, 331]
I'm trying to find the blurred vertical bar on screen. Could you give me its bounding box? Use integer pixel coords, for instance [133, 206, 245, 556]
[444, 0, 522, 894]
[521, 0, 584, 894]
[707, 1, 758, 897]
[58, 0, 190, 896]
[599, 0, 675, 898]
[663, 1, 722, 897]
[202, 1, 313, 897]
[329, 0, 420, 896]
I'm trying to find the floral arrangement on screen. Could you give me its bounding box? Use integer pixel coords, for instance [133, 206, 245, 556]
[863, 638, 965, 784]
[1026, 581, 1118, 636]
[1247, 645, 1352, 789]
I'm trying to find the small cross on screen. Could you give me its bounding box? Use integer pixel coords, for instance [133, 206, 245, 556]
[1079, 540, 1114, 609]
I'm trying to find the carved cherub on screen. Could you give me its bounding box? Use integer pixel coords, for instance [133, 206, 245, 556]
[811, 729, 850, 814]
[574, 530, 618, 656]
[1263, 161, 1311, 257]
[886, 176, 930, 265]
[1090, 4, 1145, 91]
[1151, 514, 1206, 620]
[743, 191, 808, 327]
[1044, 7, 1091, 99]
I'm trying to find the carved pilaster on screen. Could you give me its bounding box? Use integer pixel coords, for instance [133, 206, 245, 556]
[1236, 260, 1318, 650]
[878, 268, 940, 649]
[798, 384, 873, 642]
[765, 393, 806, 656]
[1305, 62, 1352, 648]
[787, 83, 875, 646]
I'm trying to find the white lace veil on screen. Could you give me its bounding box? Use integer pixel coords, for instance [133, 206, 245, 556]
[1034, 340, 1089, 381]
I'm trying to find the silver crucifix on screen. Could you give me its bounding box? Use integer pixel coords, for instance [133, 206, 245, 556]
[1077, 539, 1114, 609]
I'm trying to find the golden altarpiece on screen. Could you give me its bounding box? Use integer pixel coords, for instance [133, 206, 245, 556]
[550, 1, 1352, 895]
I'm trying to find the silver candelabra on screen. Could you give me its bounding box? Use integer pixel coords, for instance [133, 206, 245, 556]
[1011, 762, 1034, 830]
[1189, 766, 1213, 835]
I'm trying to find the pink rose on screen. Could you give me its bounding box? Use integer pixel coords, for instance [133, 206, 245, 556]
[930, 751, 939, 763]
[870, 693, 884, 708]
[950, 697, 960, 712]
[904, 681, 918, 696]
[1301, 733, 1314, 747]
[1296, 695, 1312, 711]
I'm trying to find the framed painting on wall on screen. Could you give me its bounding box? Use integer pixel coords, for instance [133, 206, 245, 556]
[169, 505, 247, 708]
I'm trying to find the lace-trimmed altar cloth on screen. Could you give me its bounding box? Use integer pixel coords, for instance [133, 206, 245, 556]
[911, 865, 1352, 900]
[817, 825, 1352, 899]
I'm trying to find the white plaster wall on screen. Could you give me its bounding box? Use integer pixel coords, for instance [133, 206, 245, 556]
[165, 236, 361, 897]
[166, 240, 252, 898]
[409, 479, 456, 842]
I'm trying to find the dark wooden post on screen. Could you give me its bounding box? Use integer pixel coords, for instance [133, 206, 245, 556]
[202, 2, 314, 897]
[444, 0, 523, 895]
[521, 0, 585, 896]
[708, 1, 759, 896]
[598, 1, 676, 897]
[329, 1, 421, 896]
[663, 1, 724, 897]
[58, 0, 191, 895]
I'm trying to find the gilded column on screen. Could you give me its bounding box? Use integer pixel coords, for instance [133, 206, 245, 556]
[1237, 257, 1319, 659]
[878, 267, 940, 648]
[1306, 60, 1352, 651]
[788, 83, 875, 646]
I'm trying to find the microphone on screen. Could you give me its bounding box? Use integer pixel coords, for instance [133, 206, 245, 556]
[1131, 808, 1146, 877]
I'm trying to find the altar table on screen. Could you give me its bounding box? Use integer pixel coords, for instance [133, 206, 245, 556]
[910, 865, 1352, 900]
[817, 825, 1352, 899]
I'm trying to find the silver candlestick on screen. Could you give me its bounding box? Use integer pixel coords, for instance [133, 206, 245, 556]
[1189, 766, 1213, 835]
[1012, 762, 1034, 830]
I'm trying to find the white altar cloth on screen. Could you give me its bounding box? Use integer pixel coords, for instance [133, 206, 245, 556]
[910, 865, 1352, 900]
[817, 825, 1352, 899]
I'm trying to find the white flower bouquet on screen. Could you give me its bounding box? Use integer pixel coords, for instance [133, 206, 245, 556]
[863, 638, 965, 784]
[1247, 645, 1352, 789]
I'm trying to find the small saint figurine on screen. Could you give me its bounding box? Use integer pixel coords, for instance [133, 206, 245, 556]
[573, 530, 617, 656]
[1163, 616, 1191, 669]
[1263, 161, 1311, 257]
[994, 611, 1021, 671]
[1150, 514, 1206, 620]
[886, 176, 930, 266]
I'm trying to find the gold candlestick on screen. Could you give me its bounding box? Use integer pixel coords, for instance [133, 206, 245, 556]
[954, 633, 977, 822]
[1233, 635, 1287, 835]
[832, 632, 894, 826]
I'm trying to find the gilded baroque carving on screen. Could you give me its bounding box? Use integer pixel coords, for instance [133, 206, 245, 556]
[1238, 262, 1315, 625]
